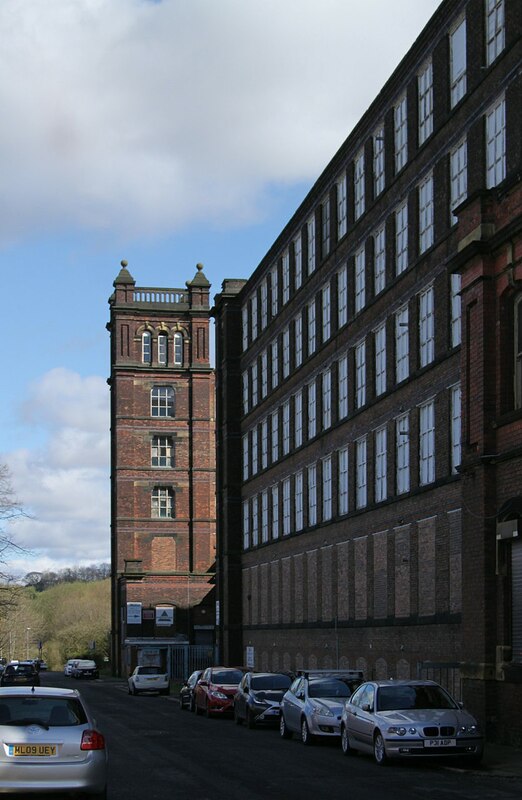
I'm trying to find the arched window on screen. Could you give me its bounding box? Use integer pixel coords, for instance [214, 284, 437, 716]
[515, 295, 522, 409]
[158, 334, 168, 365]
[173, 333, 183, 366]
[151, 487, 175, 518]
[142, 331, 152, 364]
[151, 386, 174, 417]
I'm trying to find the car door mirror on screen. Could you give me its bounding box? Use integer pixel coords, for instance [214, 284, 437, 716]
[244, 687, 249, 694]
[199, 680, 208, 687]
[361, 702, 373, 712]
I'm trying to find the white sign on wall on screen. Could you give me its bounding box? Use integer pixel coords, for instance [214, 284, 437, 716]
[245, 646, 255, 669]
[156, 606, 174, 626]
[126, 602, 142, 624]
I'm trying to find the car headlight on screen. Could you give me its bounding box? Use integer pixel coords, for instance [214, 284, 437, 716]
[387, 726, 407, 736]
[459, 724, 479, 734]
[210, 690, 228, 700]
[310, 701, 334, 717]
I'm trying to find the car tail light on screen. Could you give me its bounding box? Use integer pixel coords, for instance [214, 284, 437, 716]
[80, 730, 106, 750]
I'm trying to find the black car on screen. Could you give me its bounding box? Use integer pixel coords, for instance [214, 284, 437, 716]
[0, 662, 40, 687]
[234, 671, 293, 728]
[179, 670, 203, 711]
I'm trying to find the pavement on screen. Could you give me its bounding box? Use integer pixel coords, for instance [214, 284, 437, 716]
[481, 743, 522, 777]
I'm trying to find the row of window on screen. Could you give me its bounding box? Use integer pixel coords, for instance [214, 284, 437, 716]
[242, 386, 461, 549]
[243, 276, 461, 418]
[141, 331, 184, 366]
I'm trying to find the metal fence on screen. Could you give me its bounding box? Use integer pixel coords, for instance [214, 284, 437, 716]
[169, 645, 216, 679]
[416, 661, 462, 700]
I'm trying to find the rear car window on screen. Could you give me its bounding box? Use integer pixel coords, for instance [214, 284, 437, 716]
[138, 667, 163, 675]
[211, 670, 244, 684]
[0, 697, 88, 727]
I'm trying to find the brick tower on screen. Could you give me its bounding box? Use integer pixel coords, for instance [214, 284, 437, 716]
[108, 261, 216, 677]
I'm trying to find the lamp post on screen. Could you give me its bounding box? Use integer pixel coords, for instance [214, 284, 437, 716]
[26, 628, 31, 660]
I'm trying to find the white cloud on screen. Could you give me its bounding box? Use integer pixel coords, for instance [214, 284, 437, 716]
[0, 0, 440, 243]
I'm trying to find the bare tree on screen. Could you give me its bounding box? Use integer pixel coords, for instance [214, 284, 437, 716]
[0, 463, 28, 571]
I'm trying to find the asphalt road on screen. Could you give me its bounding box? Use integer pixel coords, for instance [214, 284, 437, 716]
[39, 671, 522, 800]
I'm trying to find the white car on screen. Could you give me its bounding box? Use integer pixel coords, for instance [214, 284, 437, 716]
[64, 660, 79, 676]
[128, 665, 170, 696]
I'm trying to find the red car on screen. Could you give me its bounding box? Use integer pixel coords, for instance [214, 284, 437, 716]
[194, 667, 245, 717]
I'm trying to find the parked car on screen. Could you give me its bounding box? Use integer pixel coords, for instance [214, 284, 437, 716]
[340, 679, 483, 765]
[64, 659, 79, 676]
[71, 660, 99, 680]
[0, 662, 40, 688]
[0, 685, 107, 797]
[194, 667, 245, 717]
[234, 671, 293, 728]
[179, 670, 203, 711]
[280, 671, 363, 745]
[33, 659, 48, 671]
[128, 665, 170, 696]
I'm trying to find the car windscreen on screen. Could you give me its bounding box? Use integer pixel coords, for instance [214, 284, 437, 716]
[0, 697, 88, 726]
[377, 685, 458, 711]
[251, 674, 292, 691]
[308, 679, 352, 698]
[138, 666, 163, 675]
[211, 670, 244, 684]
[5, 665, 34, 675]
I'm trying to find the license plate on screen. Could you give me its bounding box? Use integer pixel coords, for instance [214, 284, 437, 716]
[424, 738, 456, 748]
[10, 744, 57, 757]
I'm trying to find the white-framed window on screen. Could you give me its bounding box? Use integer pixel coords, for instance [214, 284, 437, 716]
[251, 361, 258, 406]
[242, 499, 250, 549]
[356, 436, 367, 509]
[261, 350, 268, 399]
[282, 327, 290, 379]
[419, 400, 435, 485]
[251, 496, 259, 546]
[294, 314, 303, 368]
[151, 435, 173, 468]
[242, 370, 249, 415]
[450, 383, 461, 474]
[270, 265, 279, 317]
[294, 389, 303, 448]
[294, 232, 303, 290]
[173, 332, 183, 366]
[308, 464, 317, 526]
[338, 264, 348, 327]
[338, 354, 349, 419]
[260, 279, 268, 329]
[374, 322, 386, 396]
[282, 400, 291, 456]
[308, 298, 316, 355]
[418, 60, 433, 145]
[338, 447, 349, 515]
[261, 490, 269, 543]
[354, 149, 365, 220]
[250, 294, 258, 341]
[271, 411, 279, 462]
[486, 95, 506, 188]
[151, 487, 174, 519]
[355, 340, 366, 409]
[242, 305, 248, 351]
[419, 173, 434, 253]
[337, 174, 347, 239]
[271, 339, 279, 389]
[373, 125, 385, 197]
[486, 0, 505, 66]
[251, 427, 258, 475]
[261, 418, 268, 469]
[450, 138, 467, 222]
[394, 94, 408, 172]
[282, 250, 290, 305]
[395, 305, 409, 383]
[354, 246, 366, 313]
[396, 413, 410, 494]
[322, 284, 331, 342]
[322, 195, 331, 259]
[322, 455, 332, 521]
[450, 17, 467, 107]
[295, 471, 304, 532]
[271, 485, 279, 539]
[308, 381, 317, 439]
[151, 386, 174, 417]
[142, 331, 152, 363]
[374, 225, 386, 296]
[322, 369, 332, 430]
[395, 201, 408, 275]
[515, 295, 522, 409]
[451, 273, 462, 347]
[307, 214, 316, 275]
[419, 285, 435, 367]
[375, 426, 387, 503]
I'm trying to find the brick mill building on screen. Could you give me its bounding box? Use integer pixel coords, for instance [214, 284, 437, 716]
[108, 262, 216, 677]
[213, 0, 522, 744]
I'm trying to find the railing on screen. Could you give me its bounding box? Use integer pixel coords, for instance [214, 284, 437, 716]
[133, 288, 189, 304]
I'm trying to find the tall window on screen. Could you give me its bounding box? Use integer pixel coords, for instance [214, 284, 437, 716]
[396, 413, 410, 494]
[308, 464, 318, 527]
[307, 299, 316, 355]
[338, 354, 349, 419]
[251, 497, 258, 546]
[338, 264, 348, 327]
[271, 340, 279, 389]
[282, 251, 290, 305]
[243, 500, 250, 549]
[261, 349, 268, 398]
[375, 426, 387, 503]
[294, 390, 303, 448]
[294, 314, 303, 368]
[142, 331, 152, 364]
[418, 60, 433, 145]
[242, 305, 248, 351]
[322, 456, 332, 521]
[419, 400, 435, 485]
[271, 485, 279, 539]
[486, 96, 506, 188]
[373, 125, 385, 197]
[260, 279, 268, 329]
[374, 322, 386, 396]
[515, 296, 522, 409]
[251, 361, 258, 406]
[356, 437, 367, 509]
[486, 0, 505, 66]
[151, 487, 174, 518]
[243, 434, 249, 481]
[173, 332, 183, 366]
[395, 306, 409, 383]
[374, 226, 386, 295]
[338, 447, 349, 515]
[419, 174, 434, 254]
[295, 471, 304, 532]
[450, 138, 467, 223]
[322, 284, 331, 342]
[450, 17, 467, 106]
[395, 201, 408, 275]
[308, 382, 317, 439]
[450, 384, 462, 474]
[151, 386, 174, 417]
[355, 340, 366, 409]
[307, 215, 316, 275]
[242, 370, 249, 415]
[322, 369, 332, 430]
[354, 150, 365, 220]
[271, 411, 279, 462]
[321, 196, 331, 259]
[270, 265, 279, 317]
[282, 327, 290, 379]
[157, 334, 167, 365]
[354, 246, 366, 313]
[261, 490, 269, 543]
[419, 286, 435, 367]
[250, 294, 258, 341]
[251, 427, 258, 474]
[151, 436, 173, 467]
[294, 233, 303, 290]
[282, 400, 290, 456]
[261, 418, 268, 469]
[394, 95, 407, 172]
[451, 273, 462, 347]
[337, 174, 347, 239]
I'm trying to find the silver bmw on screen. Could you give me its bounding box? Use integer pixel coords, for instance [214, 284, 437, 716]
[0, 686, 108, 796]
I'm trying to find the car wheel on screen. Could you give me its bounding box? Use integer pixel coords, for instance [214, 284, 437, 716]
[341, 724, 356, 756]
[179, 696, 186, 710]
[128, 685, 132, 695]
[301, 717, 315, 746]
[189, 697, 195, 713]
[234, 706, 242, 725]
[279, 713, 292, 740]
[373, 731, 388, 766]
[246, 709, 256, 729]
[205, 702, 213, 719]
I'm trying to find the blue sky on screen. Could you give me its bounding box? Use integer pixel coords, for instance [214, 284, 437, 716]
[0, 0, 440, 579]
